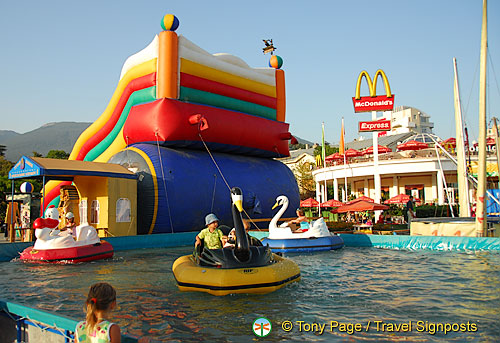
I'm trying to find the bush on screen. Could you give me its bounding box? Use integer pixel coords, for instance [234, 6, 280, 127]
[416, 204, 459, 218]
[327, 222, 354, 231]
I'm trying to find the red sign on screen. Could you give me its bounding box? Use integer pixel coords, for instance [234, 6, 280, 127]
[358, 120, 391, 132]
[352, 95, 395, 113]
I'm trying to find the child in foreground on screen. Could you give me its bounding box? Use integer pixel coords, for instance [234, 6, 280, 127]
[75, 282, 121, 343]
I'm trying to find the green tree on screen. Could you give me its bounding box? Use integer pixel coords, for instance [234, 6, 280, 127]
[289, 143, 307, 150]
[295, 161, 316, 199]
[0, 145, 6, 157]
[0, 156, 14, 221]
[46, 150, 69, 159]
[314, 144, 338, 165]
[32, 151, 43, 157]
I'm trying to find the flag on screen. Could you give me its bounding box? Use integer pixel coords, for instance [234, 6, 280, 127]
[339, 118, 345, 154]
[321, 122, 326, 167]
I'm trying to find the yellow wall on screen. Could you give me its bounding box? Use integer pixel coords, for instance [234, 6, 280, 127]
[74, 176, 137, 237]
[74, 176, 109, 234]
[107, 178, 137, 236]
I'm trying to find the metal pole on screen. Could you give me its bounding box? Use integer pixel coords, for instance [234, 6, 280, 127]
[42, 175, 46, 218]
[453, 58, 471, 216]
[10, 179, 14, 242]
[372, 110, 381, 222]
[493, 117, 500, 184]
[430, 135, 500, 206]
[475, 0, 487, 237]
[434, 145, 455, 217]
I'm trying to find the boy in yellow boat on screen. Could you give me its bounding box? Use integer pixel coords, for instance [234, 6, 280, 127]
[195, 213, 224, 249]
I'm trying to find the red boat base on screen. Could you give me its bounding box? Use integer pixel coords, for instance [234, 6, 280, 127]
[19, 241, 114, 263]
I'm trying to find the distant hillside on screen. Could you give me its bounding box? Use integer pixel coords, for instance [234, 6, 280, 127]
[295, 136, 314, 146]
[0, 122, 91, 162]
[0, 130, 20, 143]
[0, 123, 315, 162]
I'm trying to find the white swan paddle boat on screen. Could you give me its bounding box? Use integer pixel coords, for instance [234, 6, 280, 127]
[20, 207, 113, 263]
[262, 195, 344, 253]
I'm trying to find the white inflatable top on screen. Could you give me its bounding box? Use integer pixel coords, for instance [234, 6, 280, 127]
[268, 195, 332, 240]
[268, 217, 332, 240]
[34, 224, 101, 250]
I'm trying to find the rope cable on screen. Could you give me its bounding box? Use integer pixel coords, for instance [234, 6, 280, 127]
[197, 124, 262, 230]
[211, 174, 217, 212]
[488, 51, 500, 102]
[155, 133, 174, 233]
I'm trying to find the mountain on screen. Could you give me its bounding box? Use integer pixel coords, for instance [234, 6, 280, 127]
[0, 122, 315, 162]
[0, 122, 91, 162]
[0, 130, 20, 143]
[294, 136, 314, 146]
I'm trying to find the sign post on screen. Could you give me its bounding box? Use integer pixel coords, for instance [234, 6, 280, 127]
[352, 70, 395, 221]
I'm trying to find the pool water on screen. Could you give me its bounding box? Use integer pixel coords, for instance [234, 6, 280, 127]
[1, 247, 499, 342]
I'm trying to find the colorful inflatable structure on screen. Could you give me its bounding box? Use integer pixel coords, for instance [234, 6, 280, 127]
[43, 14, 299, 234]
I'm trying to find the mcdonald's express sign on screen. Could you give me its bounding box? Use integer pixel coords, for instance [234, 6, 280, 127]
[352, 70, 395, 113]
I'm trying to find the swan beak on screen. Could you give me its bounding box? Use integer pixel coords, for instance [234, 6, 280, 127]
[232, 193, 244, 212]
[272, 201, 279, 210]
[234, 199, 243, 212]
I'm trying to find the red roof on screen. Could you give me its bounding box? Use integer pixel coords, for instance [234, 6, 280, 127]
[300, 197, 320, 207]
[346, 196, 374, 205]
[397, 140, 429, 151]
[362, 145, 392, 155]
[384, 194, 422, 205]
[320, 199, 343, 207]
[332, 200, 389, 213]
[345, 148, 361, 157]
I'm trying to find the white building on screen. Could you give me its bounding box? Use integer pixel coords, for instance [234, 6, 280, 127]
[381, 106, 434, 135]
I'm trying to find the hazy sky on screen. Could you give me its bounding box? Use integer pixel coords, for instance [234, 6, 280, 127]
[1, 0, 499, 145]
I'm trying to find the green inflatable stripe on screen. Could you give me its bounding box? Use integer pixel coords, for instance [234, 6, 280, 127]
[179, 87, 277, 120]
[45, 195, 60, 211]
[85, 86, 156, 161]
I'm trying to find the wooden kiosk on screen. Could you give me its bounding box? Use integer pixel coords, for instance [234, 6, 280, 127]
[8, 156, 138, 241]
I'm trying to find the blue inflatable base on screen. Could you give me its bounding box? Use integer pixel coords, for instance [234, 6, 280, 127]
[262, 235, 344, 253]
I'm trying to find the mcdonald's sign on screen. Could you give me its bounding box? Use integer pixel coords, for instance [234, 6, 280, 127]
[352, 70, 395, 113]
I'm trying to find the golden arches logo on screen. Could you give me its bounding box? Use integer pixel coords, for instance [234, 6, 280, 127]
[354, 69, 393, 100]
[352, 69, 395, 113]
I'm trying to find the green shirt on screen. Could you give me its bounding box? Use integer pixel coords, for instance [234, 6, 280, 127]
[198, 227, 223, 249]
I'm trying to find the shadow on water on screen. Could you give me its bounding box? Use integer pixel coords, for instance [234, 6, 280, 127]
[1, 247, 499, 342]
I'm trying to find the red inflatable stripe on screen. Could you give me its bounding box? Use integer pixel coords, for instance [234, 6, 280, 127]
[123, 98, 290, 157]
[76, 73, 157, 161]
[180, 73, 277, 109]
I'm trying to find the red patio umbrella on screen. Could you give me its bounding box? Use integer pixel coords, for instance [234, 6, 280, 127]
[346, 195, 374, 205]
[474, 138, 496, 147]
[325, 153, 343, 161]
[300, 197, 320, 208]
[362, 145, 392, 155]
[332, 200, 389, 213]
[383, 194, 421, 204]
[441, 137, 456, 148]
[320, 199, 343, 208]
[344, 148, 361, 157]
[397, 140, 429, 151]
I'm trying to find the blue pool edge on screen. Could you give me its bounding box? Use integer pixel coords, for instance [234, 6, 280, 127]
[3, 232, 499, 263]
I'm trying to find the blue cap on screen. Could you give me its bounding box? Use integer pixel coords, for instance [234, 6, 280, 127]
[205, 213, 219, 225]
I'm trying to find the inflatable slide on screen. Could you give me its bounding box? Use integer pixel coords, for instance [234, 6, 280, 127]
[43, 14, 299, 234]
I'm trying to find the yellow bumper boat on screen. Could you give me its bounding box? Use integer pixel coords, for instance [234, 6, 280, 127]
[172, 187, 301, 296]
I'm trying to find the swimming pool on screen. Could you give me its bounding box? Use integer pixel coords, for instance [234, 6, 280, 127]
[1, 247, 499, 342]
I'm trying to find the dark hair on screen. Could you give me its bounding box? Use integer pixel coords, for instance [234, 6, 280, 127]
[297, 209, 305, 216]
[84, 282, 116, 333]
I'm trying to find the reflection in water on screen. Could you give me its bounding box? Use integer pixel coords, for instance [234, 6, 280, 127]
[1, 247, 499, 342]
